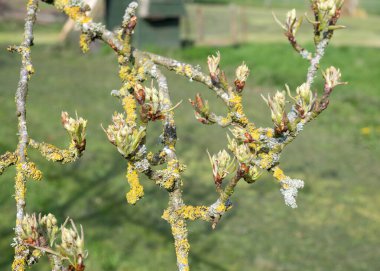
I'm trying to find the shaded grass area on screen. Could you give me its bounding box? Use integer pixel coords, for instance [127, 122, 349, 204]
[0, 41, 379, 271]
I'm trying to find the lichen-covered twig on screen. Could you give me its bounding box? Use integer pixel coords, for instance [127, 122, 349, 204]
[29, 112, 87, 164]
[6, 1, 88, 270]
[0, 151, 18, 175]
[9, 1, 40, 269]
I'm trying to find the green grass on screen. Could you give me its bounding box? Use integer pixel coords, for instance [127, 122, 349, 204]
[0, 39, 380, 271]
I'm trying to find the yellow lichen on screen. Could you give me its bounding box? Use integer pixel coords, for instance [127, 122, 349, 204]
[0, 151, 17, 174]
[162, 159, 179, 190]
[184, 65, 193, 78]
[31, 249, 41, 258]
[25, 64, 34, 75]
[12, 244, 28, 271]
[16, 162, 42, 181]
[119, 65, 131, 80]
[215, 202, 231, 213]
[119, 66, 138, 89]
[162, 209, 170, 221]
[63, 6, 91, 24]
[27, 0, 35, 8]
[126, 162, 144, 205]
[79, 33, 90, 53]
[54, 0, 70, 10]
[32, 142, 77, 164]
[123, 94, 137, 124]
[174, 64, 193, 79]
[177, 205, 208, 221]
[27, 162, 42, 181]
[229, 94, 249, 125]
[273, 167, 286, 181]
[15, 171, 26, 203]
[266, 129, 274, 138]
[258, 153, 274, 169]
[136, 66, 145, 79]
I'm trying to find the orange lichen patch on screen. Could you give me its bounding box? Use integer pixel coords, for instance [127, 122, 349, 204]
[176, 205, 209, 221]
[273, 167, 286, 181]
[122, 94, 137, 124]
[126, 162, 144, 205]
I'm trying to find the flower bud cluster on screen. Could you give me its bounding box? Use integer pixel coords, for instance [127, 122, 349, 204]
[20, 212, 87, 268]
[227, 135, 253, 164]
[234, 62, 250, 92]
[323, 66, 345, 89]
[207, 51, 221, 84]
[58, 219, 87, 270]
[140, 82, 166, 122]
[243, 165, 261, 183]
[312, 0, 345, 37]
[262, 91, 289, 134]
[317, 0, 339, 16]
[61, 112, 87, 152]
[104, 112, 146, 158]
[21, 214, 40, 243]
[287, 83, 315, 119]
[207, 149, 235, 187]
[189, 93, 212, 124]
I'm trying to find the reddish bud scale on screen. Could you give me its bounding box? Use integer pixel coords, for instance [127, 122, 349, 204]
[127, 16, 137, 32]
[210, 74, 219, 85]
[238, 163, 249, 177]
[243, 132, 254, 143]
[195, 93, 204, 109]
[134, 88, 145, 105]
[214, 173, 222, 186]
[234, 80, 245, 93]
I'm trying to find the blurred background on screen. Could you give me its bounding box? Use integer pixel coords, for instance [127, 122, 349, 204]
[0, 0, 379, 270]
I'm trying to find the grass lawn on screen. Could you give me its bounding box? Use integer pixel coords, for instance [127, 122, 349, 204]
[0, 33, 380, 270]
